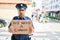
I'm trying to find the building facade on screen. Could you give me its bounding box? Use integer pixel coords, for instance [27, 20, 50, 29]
[42, 0, 60, 20]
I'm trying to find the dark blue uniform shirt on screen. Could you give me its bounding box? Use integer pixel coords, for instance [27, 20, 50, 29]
[8, 16, 34, 40]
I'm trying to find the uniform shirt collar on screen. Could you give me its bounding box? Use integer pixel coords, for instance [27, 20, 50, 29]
[18, 16, 26, 19]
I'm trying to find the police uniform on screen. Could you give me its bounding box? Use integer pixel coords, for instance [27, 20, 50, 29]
[8, 3, 34, 40]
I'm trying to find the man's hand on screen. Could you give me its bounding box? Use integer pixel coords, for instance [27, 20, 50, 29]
[8, 28, 12, 33]
[8, 26, 13, 33]
[29, 27, 34, 34]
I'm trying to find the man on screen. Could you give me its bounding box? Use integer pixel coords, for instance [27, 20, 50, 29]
[8, 3, 34, 40]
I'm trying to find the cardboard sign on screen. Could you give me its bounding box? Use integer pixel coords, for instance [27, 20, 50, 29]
[10, 20, 32, 34]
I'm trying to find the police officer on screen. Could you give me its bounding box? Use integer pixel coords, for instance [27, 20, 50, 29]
[8, 3, 34, 40]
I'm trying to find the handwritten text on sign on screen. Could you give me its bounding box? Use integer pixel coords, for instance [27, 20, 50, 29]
[10, 20, 32, 34]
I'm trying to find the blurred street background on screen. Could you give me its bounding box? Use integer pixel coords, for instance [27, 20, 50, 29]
[0, 0, 60, 40]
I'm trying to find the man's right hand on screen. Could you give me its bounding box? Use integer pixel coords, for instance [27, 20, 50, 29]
[8, 27, 12, 33]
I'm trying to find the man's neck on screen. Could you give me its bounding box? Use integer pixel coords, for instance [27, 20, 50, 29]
[19, 16, 24, 18]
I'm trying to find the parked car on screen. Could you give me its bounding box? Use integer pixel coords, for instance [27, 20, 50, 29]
[0, 19, 7, 28]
